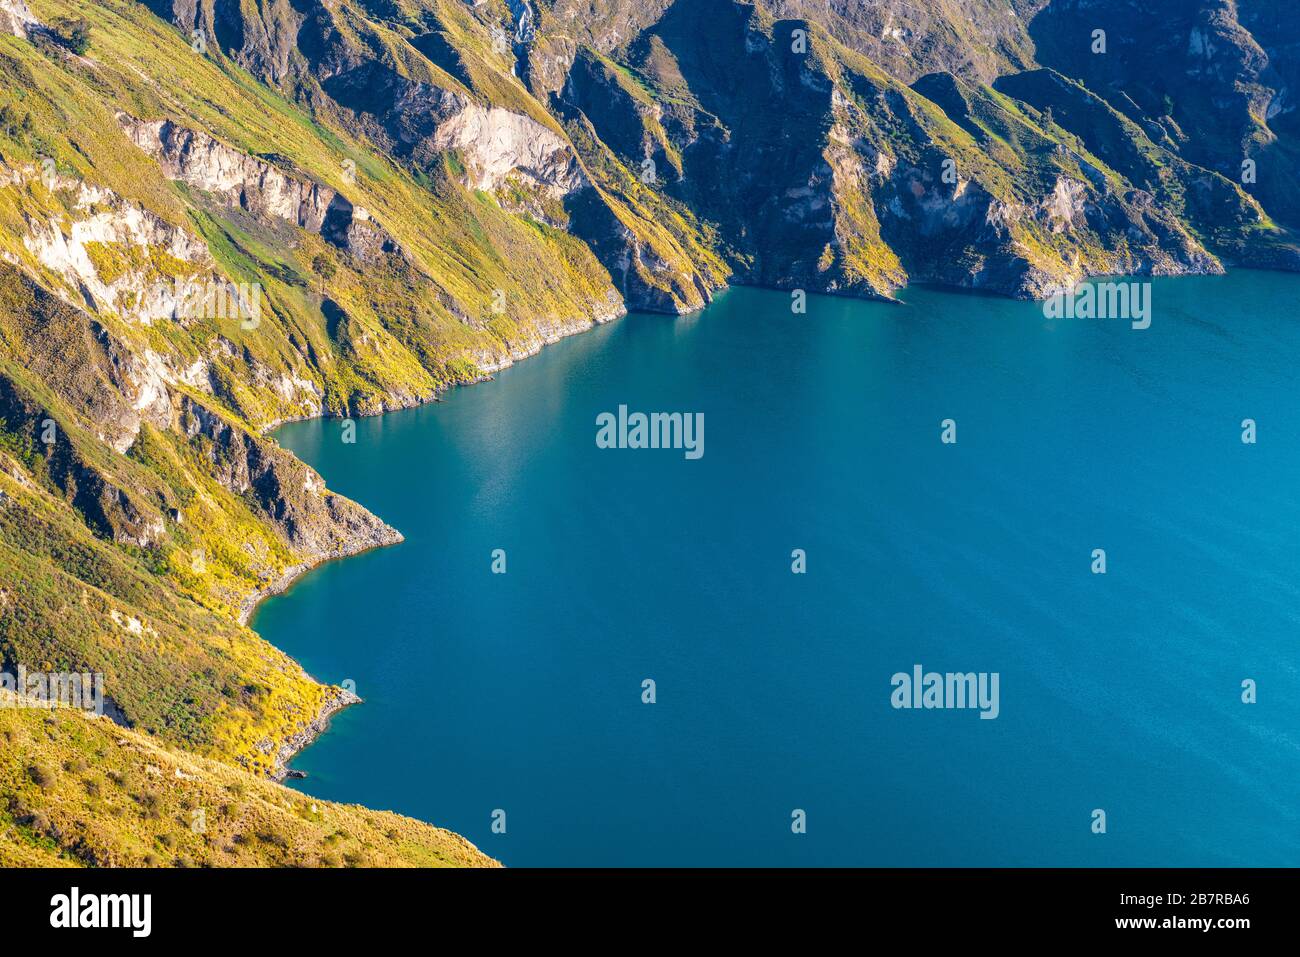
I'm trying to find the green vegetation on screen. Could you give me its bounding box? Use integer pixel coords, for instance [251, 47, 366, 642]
[0, 690, 498, 867]
[0, 0, 1296, 867]
[50, 17, 91, 56]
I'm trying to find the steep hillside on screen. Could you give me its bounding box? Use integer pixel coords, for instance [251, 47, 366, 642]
[547, 0, 1296, 297]
[0, 690, 498, 866]
[1, 0, 1299, 866]
[1030, 0, 1300, 232]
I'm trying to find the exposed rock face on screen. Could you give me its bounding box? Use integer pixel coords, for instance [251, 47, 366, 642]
[763, 0, 1042, 85]
[133, 0, 725, 315]
[557, 6, 857, 295]
[430, 100, 586, 196]
[141, 0, 306, 85]
[22, 178, 213, 323]
[4, 0, 1300, 814]
[120, 116, 400, 264]
[0, 306, 167, 548]
[519, 0, 678, 97]
[0, 259, 394, 564]
[561, 49, 668, 171]
[546, 0, 1285, 300]
[471, 288, 626, 378]
[116, 0, 1300, 316]
[122, 117, 336, 231]
[877, 158, 1223, 297]
[1028, 0, 1300, 231]
[268, 685, 362, 781]
[177, 393, 402, 564]
[0, 0, 38, 39]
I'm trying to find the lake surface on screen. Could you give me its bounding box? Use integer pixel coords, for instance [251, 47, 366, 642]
[255, 274, 1300, 866]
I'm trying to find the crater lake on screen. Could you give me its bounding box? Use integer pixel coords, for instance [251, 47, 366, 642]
[254, 274, 1300, 867]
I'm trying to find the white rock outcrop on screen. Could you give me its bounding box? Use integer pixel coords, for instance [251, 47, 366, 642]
[120, 115, 401, 263]
[428, 99, 586, 197]
[23, 181, 213, 324]
[0, 0, 39, 39]
[121, 117, 336, 232]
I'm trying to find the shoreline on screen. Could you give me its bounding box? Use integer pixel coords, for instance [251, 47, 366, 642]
[237, 534, 404, 628]
[247, 299, 632, 778]
[241, 538, 399, 780]
[255, 298, 631, 437]
[269, 685, 362, 782]
[245, 268, 1256, 778]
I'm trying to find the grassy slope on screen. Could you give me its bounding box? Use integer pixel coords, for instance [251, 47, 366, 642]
[0, 690, 498, 867]
[0, 0, 1296, 868]
[11, 0, 629, 423]
[0, 0, 712, 865]
[0, 0, 667, 753]
[0, 440, 330, 775]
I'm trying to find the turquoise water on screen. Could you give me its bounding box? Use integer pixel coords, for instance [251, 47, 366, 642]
[255, 274, 1300, 867]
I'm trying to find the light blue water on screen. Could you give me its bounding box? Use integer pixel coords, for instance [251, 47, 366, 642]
[255, 274, 1300, 866]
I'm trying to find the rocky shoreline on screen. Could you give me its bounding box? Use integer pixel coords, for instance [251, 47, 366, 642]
[269, 685, 363, 782]
[237, 528, 405, 628]
[238, 535, 400, 780]
[244, 292, 630, 778]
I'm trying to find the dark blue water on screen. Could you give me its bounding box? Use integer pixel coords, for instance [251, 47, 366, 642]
[255, 274, 1300, 866]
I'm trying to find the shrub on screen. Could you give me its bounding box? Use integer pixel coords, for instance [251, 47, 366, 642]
[52, 18, 92, 55]
[26, 763, 55, 790]
[254, 826, 289, 850]
[137, 792, 162, 820]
